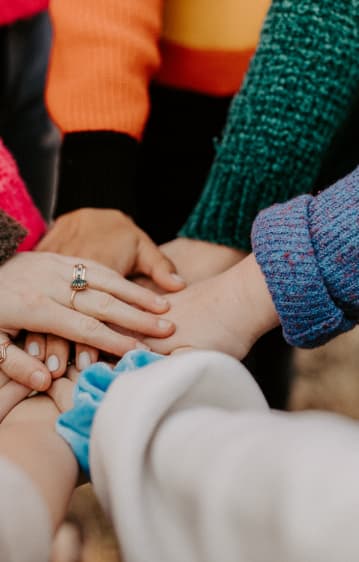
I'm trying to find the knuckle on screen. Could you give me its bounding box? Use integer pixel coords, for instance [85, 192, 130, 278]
[97, 293, 115, 314]
[81, 316, 101, 335]
[21, 291, 47, 312]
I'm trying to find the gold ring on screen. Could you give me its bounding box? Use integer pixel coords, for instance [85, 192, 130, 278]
[0, 340, 12, 365]
[70, 290, 78, 310]
[71, 264, 88, 291]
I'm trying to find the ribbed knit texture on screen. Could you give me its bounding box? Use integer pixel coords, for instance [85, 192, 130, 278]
[252, 167, 359, 348]
[0, 0, 48, 25]
[180, 0, 359, 251]
[47, 0, 162, 140]
[0, 140, 46, 251]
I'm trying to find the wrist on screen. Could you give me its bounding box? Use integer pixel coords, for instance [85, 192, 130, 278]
[232, 254, 279, 344]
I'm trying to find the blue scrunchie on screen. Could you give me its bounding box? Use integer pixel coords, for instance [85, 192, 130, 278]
[56, 350, 163, 475]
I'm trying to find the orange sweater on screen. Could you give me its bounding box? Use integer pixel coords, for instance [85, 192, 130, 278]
[47, 0, 270, 140]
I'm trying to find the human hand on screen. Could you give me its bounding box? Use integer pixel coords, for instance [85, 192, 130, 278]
[37, 208, 185, 292]
[0, 337, 80, 422]
[160, 237, 246, 284]
[0, 349, 31, 423]
[23, 333, 99, 378]
[0, 252, 177, 389]
[144, 255, 279, 358]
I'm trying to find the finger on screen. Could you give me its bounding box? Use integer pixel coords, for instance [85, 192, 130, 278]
[24, 333, 46, 362]
[85, 265, 171, 313]
[66, 365, 81, 384]
[0, 381, 31, 422]
[35, 301, 148, 357]
[45, 335, 71, 379]
[0, 335, 51, 391]
[143, 333, 184, 355]
[0, 368, 10, 389]
[75, 344, 98, 371]
[136, 237, 186, 292]
[70, 289, 175, 338]
[47, 377, 75, 413]
[51, 254, 170, 314]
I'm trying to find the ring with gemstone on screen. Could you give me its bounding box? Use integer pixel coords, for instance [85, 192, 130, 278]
[71, 264, 88, 291]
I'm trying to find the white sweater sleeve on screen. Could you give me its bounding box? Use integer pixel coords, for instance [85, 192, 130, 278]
[0, 457, 51, 562]
[90, 350, 359, 562]
[89, 351, 268, 562]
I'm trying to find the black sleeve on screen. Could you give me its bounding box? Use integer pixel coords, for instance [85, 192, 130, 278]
[54, 131, 139, 218]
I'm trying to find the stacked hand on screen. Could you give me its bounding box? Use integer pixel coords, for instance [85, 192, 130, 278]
[0, 251, 178, 391]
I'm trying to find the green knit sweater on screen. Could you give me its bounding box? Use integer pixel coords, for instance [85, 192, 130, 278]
[180, 0, 359, 251]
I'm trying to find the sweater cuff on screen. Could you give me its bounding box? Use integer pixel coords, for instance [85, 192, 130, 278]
[178, 161, 253, 251]
[57, 350, 163, 475]
[309, 167, 359, 315]
[251, 195, 355, 348]
[54, 131, 139, 218]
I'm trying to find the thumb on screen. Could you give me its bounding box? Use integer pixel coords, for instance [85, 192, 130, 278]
[0, 334, 52, 391]
[137, 238, 186, 292]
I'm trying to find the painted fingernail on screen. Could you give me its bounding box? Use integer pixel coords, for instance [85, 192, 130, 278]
[136, 342, 150, 350]
[78, 351, 91, 370]
[47, 354, 60, 372]
[171, 273, 184, 284]
[30, 371, 46, 390]
[157, 319, 173, 331]
[28, 342, 40, 357]
[155, 296, 169, 307]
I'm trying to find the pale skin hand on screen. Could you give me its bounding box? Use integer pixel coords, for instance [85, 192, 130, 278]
[37, 208, 185, 291]
[34, 208, 186, 373]
[0, 252, 176, 391]
[160, 238, 247, 285]
[144, 254, 280, 359]
[0, 367, 79, 534]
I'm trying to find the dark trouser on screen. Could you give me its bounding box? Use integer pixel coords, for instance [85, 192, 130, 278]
[0, 11, 59, 221]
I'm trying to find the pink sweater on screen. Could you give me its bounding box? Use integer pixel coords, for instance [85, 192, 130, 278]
[0, 141, 46, 251]
[0, 0, 48, 26]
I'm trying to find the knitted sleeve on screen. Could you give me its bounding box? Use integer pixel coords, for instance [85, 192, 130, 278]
[0, 140, 46, 251]
[0, 210, 26, 266]
[251, 167, 359, 348]
[180, 0, 359, 251]
[0, 0, 48, 25]
[47, 0, 162, 140]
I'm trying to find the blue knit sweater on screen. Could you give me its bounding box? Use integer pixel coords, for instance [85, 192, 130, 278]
[252, 166, 359, 348]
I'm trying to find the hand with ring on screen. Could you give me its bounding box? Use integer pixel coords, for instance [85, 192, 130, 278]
[0, 252, 176, 390]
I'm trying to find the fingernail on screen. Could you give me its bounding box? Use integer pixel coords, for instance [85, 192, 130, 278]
[78, 351, 91, 370]
[28, 342, 40, 357]
[136, 342, 150, 350]
[155, 296, 169, 307]
[47, 354, 60, 372]
[171, 273, 184, 284]
[30, 370, 46, 390]
[158, 319, 173, 331]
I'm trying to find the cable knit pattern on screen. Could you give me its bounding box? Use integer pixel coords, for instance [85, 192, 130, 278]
[252, 167, 359, 348]
[0, 141, 46, 251]
[0, 0, 48, 25]
[180, 0, 359, 251]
